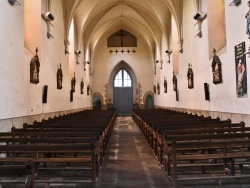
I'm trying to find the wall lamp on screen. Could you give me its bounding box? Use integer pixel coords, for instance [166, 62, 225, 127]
[64, 40, 70, 54]
[8, 0, 21, 5]
[42, 12, 55, 22]
[228, 0, 241, 6]
[74, 50, 81, 55]
[165, 50, 172, 54]
[193, 12, 207, 21]
[47, 31, 54, 39]
[165, 50, 172, 63]
[244, 46, 250, 56]
[195, 30, 202, 38]
[83, 61, 89, 71]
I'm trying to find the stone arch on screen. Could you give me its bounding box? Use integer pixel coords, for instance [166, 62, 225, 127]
[143, 91, 154, 104]
[92, 92, 104, 105]
[108, 60, 137, 104]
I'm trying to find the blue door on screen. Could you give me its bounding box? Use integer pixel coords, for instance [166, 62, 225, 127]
[113, 69, 133, 115]
[145, 95, 154, 109]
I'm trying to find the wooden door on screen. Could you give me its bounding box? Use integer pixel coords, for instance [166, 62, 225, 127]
[113, 69, 133, 115]
[113, 87, 133, 115]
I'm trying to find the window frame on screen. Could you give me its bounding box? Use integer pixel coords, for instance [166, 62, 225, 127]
[114, 69, 132, 88]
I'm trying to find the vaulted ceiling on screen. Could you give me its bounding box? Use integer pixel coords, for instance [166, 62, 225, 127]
[50, 0, 185, 59]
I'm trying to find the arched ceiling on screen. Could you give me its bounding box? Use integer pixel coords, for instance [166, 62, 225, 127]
[61, 0, 183, 60]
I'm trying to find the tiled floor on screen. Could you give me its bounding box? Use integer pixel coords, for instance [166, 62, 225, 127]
[97, 116, 250, 188]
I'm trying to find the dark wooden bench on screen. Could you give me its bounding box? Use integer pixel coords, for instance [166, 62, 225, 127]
[154, 123, 245, 164]
[165, 133, 250, 187]
[0, 109, 117, 187]
[0, 143, 98, 187]
[0, 160, 35, 188]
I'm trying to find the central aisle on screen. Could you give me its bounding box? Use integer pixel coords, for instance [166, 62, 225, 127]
[97, 116, 171, 188]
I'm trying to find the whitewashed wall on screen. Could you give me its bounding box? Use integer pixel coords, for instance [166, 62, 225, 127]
[92, 39, 153, 105]
[154, 0, 250, 125]
[0, 0, 92, 129]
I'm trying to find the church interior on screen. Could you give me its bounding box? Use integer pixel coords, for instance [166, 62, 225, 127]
[1, 0, 250, 187]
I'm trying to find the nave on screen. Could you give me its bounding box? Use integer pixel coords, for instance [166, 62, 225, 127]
[97, 116, 170, 188]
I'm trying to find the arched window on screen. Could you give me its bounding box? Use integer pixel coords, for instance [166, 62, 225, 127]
[114, 69, 132, 87]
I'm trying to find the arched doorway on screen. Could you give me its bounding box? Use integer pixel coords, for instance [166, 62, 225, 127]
[113, 68, 133, 115]
[92, 92, 103, 110]
[93, 96, 101, 110]
[143, 91, 154, 109]
[145, 95, 154, 109]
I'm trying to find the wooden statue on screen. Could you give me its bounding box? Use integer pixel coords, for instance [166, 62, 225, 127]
[30, 47, 40, 84]
[187, 64, 194, 89]
[71, 72, 76, 92]
[211, 48, 222, 84]
[245, 1, 250, 38]
[153, 85, 156, 94]
[87, 85, 90, 95]
[164, 77, 167, 93]
[57, 64, 63, 89]
[157, 82, 160, 95]
[80, 78, 84, 94]
[172, 71, 177, 91]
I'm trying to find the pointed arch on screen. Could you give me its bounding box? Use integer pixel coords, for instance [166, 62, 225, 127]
[92, 92, 104, 105]
[108, 60, 137, 103]
[143, 91, 154, 104]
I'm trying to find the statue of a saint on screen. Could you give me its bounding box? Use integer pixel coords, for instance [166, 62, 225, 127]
[57, 64, 63, 89]
[245, 1, 250, 38]
[71, 72, 76, 92]
[187, 64, 194, 89]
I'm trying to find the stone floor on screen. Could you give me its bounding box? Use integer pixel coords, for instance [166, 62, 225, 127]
[96, 116, 170, 188]
[96, 116, 250, 188]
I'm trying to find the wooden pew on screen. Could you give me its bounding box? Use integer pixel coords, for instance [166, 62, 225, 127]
[154, 122, 245, 164]
[0, 160, 35, 188]
[0, 143, 98, 187]
[0, 109, 117, 187]
[165, 132, 250, 187]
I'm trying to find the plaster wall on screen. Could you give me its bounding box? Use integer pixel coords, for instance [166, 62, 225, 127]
[0, 1, 92, 126]
[154, 0, 250, 122]
[92, 39, 154, 105]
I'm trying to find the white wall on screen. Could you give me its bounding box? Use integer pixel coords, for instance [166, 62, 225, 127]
[155, 0, 250, 121]
[92, 39, 154, 105]
[0, 0, 91, 127]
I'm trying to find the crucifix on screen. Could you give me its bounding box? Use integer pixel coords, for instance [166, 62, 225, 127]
[117, 30, 127, 47]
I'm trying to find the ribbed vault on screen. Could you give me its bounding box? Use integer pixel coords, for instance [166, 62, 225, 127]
[60, 0, 183, 67]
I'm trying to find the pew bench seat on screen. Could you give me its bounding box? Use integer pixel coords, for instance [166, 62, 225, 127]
[165, 137, 250, 187]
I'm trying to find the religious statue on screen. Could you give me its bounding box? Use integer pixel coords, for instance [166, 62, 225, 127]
[211, 48, 222, 84]
[164, 77, 167, 93]
[153, 85, 156, 94]
[236, 59, 247, 97]
[80, 78, 84, 94]
[187, 64, 194, 89]
[245, 1, 250, 38]
[71, 72, 76, 92]
[157, 82, 160, 95]
[57, 64, 63, 89]
[87, 85, 90, 95]
[172, 71, 177, 91]
[30, 47, 40, 84]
